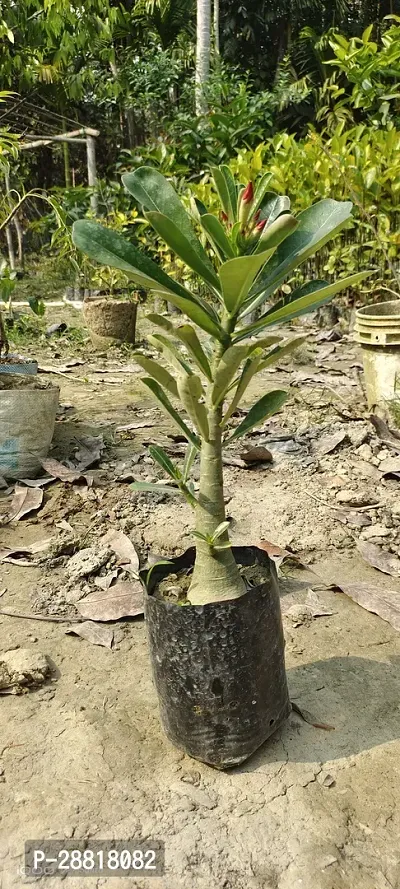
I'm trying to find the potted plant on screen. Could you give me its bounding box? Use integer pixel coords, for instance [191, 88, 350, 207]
[0, 192, 62, 478]
[82, 265, 140, 348]
[73, 166, 369, 768]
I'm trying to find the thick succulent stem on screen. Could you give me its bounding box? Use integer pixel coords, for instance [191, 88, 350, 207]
[188, 344, 246, 606]
[0, 309, 9, 358]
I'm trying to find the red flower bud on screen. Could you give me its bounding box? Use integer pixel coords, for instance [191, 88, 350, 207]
[220, 211, 228, 223]
[256, 219, 267, 232]
[253, 209, 261, 225]
[241, 181, 254, 204]
[239, 181, 254, 225]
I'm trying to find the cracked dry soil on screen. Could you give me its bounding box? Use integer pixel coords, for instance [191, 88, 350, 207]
[1, 314, 400, 889]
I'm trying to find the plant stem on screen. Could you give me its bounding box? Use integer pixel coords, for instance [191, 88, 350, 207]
[188, 345, 246, 606]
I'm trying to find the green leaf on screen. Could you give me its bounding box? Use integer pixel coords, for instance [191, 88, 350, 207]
[242, 199, 354, 316]
[141, 377, 200, 448]
[254, 214, 298, 254]
[146, 313, 174, 332]
[182, 443, 197, 483]
[145, 211, 220, 290]
[148, 445, 182, 481]
[151, 292, 225, 342]
[225, 390, 289, 442]
[148, 333, 193, 375]
[237, 271, 370, 339]
[258, 336, 306, 369]
[221, 355, 262, 427]
[221, 335, 290, 426]
[219, 248, 276, 316]
[122, 166, 214, 274]
[28, 297, 45, 317]
[177, 372, 209, 441]
[72, 219, 192, 303]
[258, 192, 291, 225]
[199, 214, 235, 260]
[131, 482, 182, 496]
[210, 521, 231, 543]
[175, 324, 213, 380]
[211, 165, 237, 223]
[134, 355, 179, 398]
[212, 344, 251, 405]
[250, 173, 274, 217]
[146, 316, 212, 380]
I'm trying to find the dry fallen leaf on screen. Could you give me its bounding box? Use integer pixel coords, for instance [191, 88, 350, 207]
[370, 415, 400, 450]
[379, 457, 400, 478]
[336, 581, 400, 632]
[241, 446, 273, 465]
[40, 458, 87, 483]
[0, 537, 54, 565]
[357, 540, 400, 577]
[257, 540, 300, 571]
[291, 701, 335, 731]
[0, 486, 43, 524]
[94, 569, 120, 590]
[74, 435, 105, 469]
[316, 429, 347, 456]
[76, 581, 144, 622]
[116, 421, 158, 432]
[66, 621, 114, 648]
[102, 529, 140, 576]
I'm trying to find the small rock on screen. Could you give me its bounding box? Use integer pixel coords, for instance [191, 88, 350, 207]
[27, 635, 38, 643]
[0, 649, 51, 695]
[318, 772, 335, 788]
[335, 490, 372, 507]
[349, 425, 370, 448]
[320, 855, 338, 869]
[357, 444, 373, 461]
[180, 771, 201, 786]
[66, 546, 111, 582]
[377, 448, 392, 462]
[360, 524, 391, 540]
[170, 781, 217, 809]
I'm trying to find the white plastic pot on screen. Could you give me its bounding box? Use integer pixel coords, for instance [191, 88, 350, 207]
[355, 301, 400, 408]
[0, 387, 59, 479]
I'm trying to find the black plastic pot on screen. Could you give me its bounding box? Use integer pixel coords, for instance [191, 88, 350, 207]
[143, 546, 291, 769]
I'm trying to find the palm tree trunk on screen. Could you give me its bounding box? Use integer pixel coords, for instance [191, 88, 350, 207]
[196, 0, 211, 115]
[214, 0, 220, 61]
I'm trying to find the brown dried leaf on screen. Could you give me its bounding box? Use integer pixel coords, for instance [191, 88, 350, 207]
[370, 415, 400, 446]
[102, 529, 140, 576]
[305, 589, 335, 616]
[0, 486, 43, 524]
[40, 458, 86, 483]
[379, 456, 400, 478]
[0, 537, 54, 565]
[76, 581, 144, 622]
[116, 421, 158, 432]
[291, 701, 335, 731]
[357, 540, 400, 577]
[94, 569, 120, 591]
[317, 430, 347, 456]
[74, 435, 105, 470]
[336, 581, 400, 632]
[66, 621, 114, 648]
[257, 540, 300, 571]
[241, 446, 273, 465]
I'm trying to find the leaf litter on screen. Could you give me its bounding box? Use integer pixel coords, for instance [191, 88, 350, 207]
[76, 581, 144, 622]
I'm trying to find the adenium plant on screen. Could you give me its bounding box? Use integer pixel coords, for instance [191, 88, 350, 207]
[73, 165, 368, 605]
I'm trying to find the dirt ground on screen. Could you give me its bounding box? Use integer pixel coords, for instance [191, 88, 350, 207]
[1, 307, 400, 889]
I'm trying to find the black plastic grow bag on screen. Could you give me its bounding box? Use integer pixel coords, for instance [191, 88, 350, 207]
[143, 546, 291, 768]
